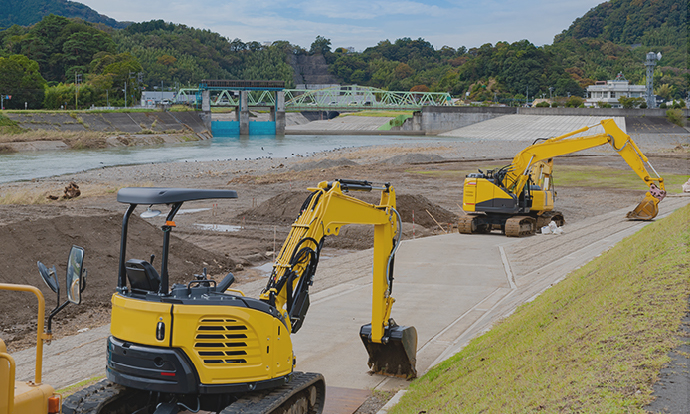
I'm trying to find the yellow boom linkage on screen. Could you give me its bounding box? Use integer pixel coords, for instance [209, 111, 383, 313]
[506, 118, 665, 219]
[259, 179, 417, 377]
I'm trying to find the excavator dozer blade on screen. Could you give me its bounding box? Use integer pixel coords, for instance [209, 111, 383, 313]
[626, 193, 660, 220]
[359, 323, 418, 379]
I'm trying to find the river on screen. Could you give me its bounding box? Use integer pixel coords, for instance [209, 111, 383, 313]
[1, 134, 456, 183]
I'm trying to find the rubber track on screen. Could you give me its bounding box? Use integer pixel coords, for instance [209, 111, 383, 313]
[505, 216, 536, 237]
[62, 379, 140, 414]
[458, 216, 476, 234]
[220, 372, 325, 414]
[535, 211, 565, 229]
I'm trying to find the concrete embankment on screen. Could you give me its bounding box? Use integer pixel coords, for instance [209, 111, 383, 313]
[5, 111, 208, 134]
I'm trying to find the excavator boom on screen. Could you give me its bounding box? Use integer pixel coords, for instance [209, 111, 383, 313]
[260, 179, 417, 378]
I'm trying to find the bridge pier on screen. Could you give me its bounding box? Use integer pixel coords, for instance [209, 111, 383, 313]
[270, 91, 285, 135]
[201, 90, 212, 131]
[239, 91, 249, 135]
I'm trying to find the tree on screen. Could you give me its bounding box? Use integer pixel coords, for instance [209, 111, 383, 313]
[0, 54, 47, 109]
[310, 36, 331, 55]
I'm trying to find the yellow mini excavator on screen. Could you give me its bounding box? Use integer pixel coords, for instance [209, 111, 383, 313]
[1, 246, 86, 414]
[460, 118, 666, 237]
[63, 180, 416, 414]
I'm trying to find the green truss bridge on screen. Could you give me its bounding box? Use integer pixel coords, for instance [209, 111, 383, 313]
[177, 84, 452, 111]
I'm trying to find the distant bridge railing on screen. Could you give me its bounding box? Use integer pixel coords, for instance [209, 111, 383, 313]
[176, 85, 452, 110]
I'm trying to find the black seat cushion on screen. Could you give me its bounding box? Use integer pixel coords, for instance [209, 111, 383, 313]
[125, 259, 161, 292]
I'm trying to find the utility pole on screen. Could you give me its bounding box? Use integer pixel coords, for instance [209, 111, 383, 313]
[549, 87, 553, 101]
[124, 81, 127, 108]
[75, 73, 82, 110]
[645, 52, 661, 108]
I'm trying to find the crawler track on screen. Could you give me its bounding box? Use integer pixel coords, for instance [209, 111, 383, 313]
[63, 372, 325, 414]
[505, 216, 536, 237]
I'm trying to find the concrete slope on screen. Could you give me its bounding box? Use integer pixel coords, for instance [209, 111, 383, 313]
[439, 115, 626, 140]
[286, 116, 393, 132]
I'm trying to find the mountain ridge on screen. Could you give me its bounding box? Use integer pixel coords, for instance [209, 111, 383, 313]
[0, 0, 129, 29]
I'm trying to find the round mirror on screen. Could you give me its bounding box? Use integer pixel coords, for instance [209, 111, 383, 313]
[141, 206, 162, 218]
[66, 245, 85, 304]
[38, 261, 59, 293]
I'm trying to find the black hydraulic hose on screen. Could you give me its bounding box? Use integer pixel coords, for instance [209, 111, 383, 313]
[385, 207, 403, 295]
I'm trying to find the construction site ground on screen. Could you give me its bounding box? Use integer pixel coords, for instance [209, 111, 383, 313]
[1, 133, 688, 413]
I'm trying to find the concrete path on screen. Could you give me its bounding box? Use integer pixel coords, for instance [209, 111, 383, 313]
[12, 195, 690, 400]
[439, 115, 626, 140]
[286, 116, 393, 132]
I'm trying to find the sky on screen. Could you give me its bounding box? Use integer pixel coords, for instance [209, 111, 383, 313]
[75, 0, 606, 51]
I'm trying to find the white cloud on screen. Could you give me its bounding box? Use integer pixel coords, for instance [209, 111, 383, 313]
[76, 0, 606, 50]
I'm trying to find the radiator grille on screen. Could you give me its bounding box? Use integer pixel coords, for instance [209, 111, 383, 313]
[195, 317, 255, 365]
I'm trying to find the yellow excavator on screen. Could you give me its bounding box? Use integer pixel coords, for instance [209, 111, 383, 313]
[63, 179, 416, 414]
[1, 246, 87, 414]
[460, 118, 666, 237]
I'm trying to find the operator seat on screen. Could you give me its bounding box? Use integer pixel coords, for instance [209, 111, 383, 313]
[125, 259, 160, 292]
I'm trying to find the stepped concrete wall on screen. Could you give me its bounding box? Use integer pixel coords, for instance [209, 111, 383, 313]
[5, 111, 208, 134]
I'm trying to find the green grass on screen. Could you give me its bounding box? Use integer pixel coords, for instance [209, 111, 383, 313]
[390, 205, 690, 413]
[341, 110, 414, 117]
[0, 112, 26, 134]
[56, 375, 105, 397]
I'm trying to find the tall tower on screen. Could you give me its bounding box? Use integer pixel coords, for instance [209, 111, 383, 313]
[645, 52, 661, 108]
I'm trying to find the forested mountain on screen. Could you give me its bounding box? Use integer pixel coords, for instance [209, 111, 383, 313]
[0, 0, 128, 29]
[0, 0, 686, 110]
[555, 0, 685, 47]
[113, 20, 297, 88]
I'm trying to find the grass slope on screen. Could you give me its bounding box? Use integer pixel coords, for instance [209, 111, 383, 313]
[391, 204, 690, 413]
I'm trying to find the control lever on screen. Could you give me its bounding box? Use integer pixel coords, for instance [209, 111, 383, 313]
[217, 273, 235, 293]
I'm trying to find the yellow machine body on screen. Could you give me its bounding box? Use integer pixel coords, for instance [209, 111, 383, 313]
[0, 284, 59, 414]
[463, 177, 518, 212]
[111, 294, 293, 385]
[460, 119, 666, 236]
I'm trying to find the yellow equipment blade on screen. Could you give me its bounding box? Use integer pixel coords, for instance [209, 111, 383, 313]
[360, 323, 418, 379]
[626, 193, 660, 220]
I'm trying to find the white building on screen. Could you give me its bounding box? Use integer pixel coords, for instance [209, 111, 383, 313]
[585, 73, 646, 108]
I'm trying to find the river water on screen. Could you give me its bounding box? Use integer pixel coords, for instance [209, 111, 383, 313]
[1, 134, 455, 183]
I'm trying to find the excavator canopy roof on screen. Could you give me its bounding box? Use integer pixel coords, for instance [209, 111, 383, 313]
[117, 187, 238, 204]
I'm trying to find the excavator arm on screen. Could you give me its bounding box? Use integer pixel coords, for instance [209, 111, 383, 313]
[259, 179, 417, 377]
[503, 119, 665, 220]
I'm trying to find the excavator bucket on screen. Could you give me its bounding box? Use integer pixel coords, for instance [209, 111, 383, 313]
[359, 323, 418, 379]
[626, 193, 660, 220]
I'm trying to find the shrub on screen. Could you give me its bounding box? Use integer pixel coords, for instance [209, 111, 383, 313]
[666, 109, 686, 127]
[536, 102, 550, 108]
[551, 102, 559, 108]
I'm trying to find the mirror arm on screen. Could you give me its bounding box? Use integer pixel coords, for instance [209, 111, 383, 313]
[47, 300, 70, 334]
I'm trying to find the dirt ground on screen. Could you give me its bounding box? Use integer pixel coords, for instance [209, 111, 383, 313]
[0, 142, 688, 356]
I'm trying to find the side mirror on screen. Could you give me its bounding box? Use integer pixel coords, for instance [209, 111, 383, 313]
[38, 261, 59, 294]
[66, 245, 85, 304]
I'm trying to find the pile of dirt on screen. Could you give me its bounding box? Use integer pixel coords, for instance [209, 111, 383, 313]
[238, 190, 457, 231]
[238, 191, 313, 224]
[395, 194, 457, 229]
[0, 213, 235, 351]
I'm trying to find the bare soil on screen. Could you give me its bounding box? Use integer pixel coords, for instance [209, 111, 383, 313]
[0, 143, 687, 356]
